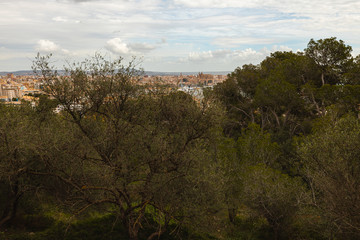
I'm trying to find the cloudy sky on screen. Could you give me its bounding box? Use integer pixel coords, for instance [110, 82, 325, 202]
[1, 0, 360, 72]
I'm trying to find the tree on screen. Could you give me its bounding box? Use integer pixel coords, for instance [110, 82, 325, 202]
[218, 124, 282, 225]
[32, 54, 223, 240]
[214, 51, 319, 141]
[227, 64, 261, 98]
[218, 125, 307, 240]
[213, 64, 261, 138]
[0, 104, 38, 228]
[305, 37, 353, 86]
[254, 76, 303, 133]
[256, 52, 322, 141]
[241, 164, 308, 240]
[298, 113, 360, 239]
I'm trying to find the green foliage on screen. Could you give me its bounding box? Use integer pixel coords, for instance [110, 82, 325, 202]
[226, 215, 272, 240]
[240, 164, 308, 239]
[305, 37, 354, 85]
[213, 68, 257, 137]
[29, 53, 224, 240]
[2, 213, 219, 240]
[227, 64, 260, 98]
[255, 76, 303, 115]
[4, 38, 360, 239]
[213, 38, 360, 145]
[299, 114, 360, 239]
[236, 124, 280, 168]
[0, 104, 41, 229]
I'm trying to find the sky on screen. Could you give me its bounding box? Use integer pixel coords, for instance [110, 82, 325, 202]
[1, 0, 360, 72]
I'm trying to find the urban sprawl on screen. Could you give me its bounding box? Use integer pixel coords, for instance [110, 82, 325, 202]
[0, 72, 227, 106]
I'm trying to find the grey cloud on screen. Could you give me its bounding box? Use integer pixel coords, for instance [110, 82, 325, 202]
[67, 0, 96, 2]
[62, 0, 131, 3]
[55, 0, 105, 3]
[187, 48, 268, 63]
[105, 38, 157, 55]
[156, 38, 167, 44]
[128, 43, 156, 53]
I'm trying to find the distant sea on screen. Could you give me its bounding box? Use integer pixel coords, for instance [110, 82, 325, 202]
[0, 70, 231, 76]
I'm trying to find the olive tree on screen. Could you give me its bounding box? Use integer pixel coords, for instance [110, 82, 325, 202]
[32, 54, 223, 240]
[0, 104, 39, 229]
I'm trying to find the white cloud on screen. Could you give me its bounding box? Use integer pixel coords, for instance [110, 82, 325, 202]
[187, 49, 236, 62]
[271, 45, 293, 52]
[172, 0, 248, 8]
[212, 37, 275, 48]
[35, 39, 70, 55]
[172, 0, 360, 15]
[105, 38, 157, 55]
[1, 0, 360, 71]
[232, 48, 265, 60]
[161, 47, 273, 72]
[186, 48, 272, 63]
[188, 51, 213, 61]
[52, 16, 68, 22]
[36, 40, 61, 52]
[128, 42, 156, 53]
[105, 38, 130, 55]
[173, 46, 294, 71]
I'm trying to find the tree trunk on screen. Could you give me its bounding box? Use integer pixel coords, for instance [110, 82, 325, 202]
[127, 222, 140, 240]
[0, 181, 22, 229]
[147, 228, 166, 240]
[125, 210, 144, 240]
[228, 207, 237, 223]
[0, 194, 21, 229]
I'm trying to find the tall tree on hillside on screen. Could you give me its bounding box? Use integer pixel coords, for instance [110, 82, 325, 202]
[213, 64, 261, 138]
[305, 37, 353, 86]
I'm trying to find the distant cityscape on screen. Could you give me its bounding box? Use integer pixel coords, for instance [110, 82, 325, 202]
[0, 70, 231, 77]
[0, 71, 228, 105]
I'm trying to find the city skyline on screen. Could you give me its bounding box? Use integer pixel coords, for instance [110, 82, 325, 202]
[1, 0, 360, 72]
